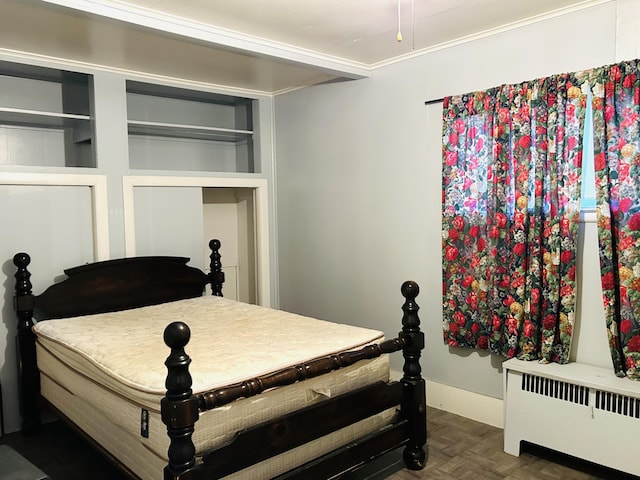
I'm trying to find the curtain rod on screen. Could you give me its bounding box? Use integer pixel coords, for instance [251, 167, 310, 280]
[424, 97, 444, 106]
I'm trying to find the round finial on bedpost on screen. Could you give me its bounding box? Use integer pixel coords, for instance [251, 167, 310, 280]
[208, 239, 225, 297]
[163, 322, 193, 399]
[14, 252, 32, 297]
[401, 280, 419, 304]
[162, 321, 199, 477]
[400, 281, 422, 378]
[164, 321, 191, 350]
[13, 252, 31, 268]
[399, 280, 427, 471]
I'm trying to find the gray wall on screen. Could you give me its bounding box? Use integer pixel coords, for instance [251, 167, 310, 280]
[274, 3, 617, 399]
[0, 185, 94, 433]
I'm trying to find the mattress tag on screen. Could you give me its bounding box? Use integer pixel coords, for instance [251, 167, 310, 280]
[141, 409, 149, 438]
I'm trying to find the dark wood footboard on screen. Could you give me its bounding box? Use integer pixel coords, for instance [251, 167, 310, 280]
[162, 280, 426, 479]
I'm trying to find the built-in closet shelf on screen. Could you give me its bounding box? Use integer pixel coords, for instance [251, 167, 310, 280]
[126, 79, 256, 173]
[0, 107, 92, 144]
[128, 120, 253, 143]
[0, 107, 90, 128]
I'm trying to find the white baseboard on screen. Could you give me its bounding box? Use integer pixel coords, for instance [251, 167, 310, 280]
[390, 370, 504, 428]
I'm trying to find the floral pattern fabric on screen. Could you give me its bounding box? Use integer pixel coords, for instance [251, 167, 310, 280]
[442, 74, 587, 363]
[591, 60, 640, 379]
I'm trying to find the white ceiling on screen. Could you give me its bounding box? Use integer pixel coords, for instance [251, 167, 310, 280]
[1, 0, 607, 94]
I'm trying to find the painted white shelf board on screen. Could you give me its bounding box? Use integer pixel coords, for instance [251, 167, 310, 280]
[0, 107, 90, 129]
[127, 120, 253, 142]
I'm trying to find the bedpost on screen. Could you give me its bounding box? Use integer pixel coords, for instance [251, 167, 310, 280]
[399, 280, 427, 470]
[208, 239, 225, 297]
[162, 322, 200, 480]
[13, 252, 41, 433]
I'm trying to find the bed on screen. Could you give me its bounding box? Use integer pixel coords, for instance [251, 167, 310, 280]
[13, 240, 426, 479]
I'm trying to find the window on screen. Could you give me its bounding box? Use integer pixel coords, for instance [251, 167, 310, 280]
[581, 89, 596, 212]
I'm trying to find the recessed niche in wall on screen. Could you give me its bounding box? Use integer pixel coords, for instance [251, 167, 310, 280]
[0, 61, 94, 168]
[129, 185, 256, 303]
[122, 176, 269, 306]
[126, 81, 255, 173]
[203, 187, 256, 304]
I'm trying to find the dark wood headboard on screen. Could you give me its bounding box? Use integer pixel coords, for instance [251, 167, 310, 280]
[15, 255, 206, 320]
[14, 239, 224, 320]
[12, 239, 224, 432]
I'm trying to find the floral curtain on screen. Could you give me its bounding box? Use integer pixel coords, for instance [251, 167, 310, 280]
[591, 59, 640, 379]
[442, 74, 587, 363]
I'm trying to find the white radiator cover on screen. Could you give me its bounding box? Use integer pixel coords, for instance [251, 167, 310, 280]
[503, 358, 640, 476]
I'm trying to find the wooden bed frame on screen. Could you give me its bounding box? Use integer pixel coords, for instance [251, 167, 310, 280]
[13, 240, 426, 479]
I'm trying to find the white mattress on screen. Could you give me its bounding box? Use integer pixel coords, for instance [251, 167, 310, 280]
[33, 296, 395, 480]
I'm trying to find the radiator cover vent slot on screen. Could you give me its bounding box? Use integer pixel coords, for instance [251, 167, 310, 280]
[521, 373, 589, 406]
[595, 390, 640, 418]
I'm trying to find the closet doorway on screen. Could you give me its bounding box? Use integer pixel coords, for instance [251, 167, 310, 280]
[123, 176, 270, 306]
[203, 187, 256, 303]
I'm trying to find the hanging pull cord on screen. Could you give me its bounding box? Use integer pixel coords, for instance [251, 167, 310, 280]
[397, 0, 403, 42]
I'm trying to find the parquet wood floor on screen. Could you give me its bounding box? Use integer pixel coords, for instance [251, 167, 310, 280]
[352, 407, 639, 480]
[1, 406, 638, 479]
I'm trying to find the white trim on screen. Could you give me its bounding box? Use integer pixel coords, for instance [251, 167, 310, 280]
[370, 0, 613, 70]
[2, 1, 612, 97]
[0, 172, 109, 261]
[390, 370, 504, 428]
[122, 175, 271, 306]
[40, 0, 370, 80]
[0, 49, 270, 100]
[580, 208, 597, 223]
[426, 379, 503, 428]
[38, 0, 612, 79]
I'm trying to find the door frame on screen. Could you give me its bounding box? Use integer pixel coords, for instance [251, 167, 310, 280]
[122, 175, 270, 306]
